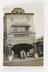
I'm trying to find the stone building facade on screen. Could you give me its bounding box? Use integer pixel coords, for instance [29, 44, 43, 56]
[4, 8, 36, 57]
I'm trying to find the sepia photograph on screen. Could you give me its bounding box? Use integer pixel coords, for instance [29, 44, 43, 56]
[3, 5, 43, 66]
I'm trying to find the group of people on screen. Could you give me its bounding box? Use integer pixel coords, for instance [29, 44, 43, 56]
[5, 44, 38, 62]
[6, 44, 26, 61]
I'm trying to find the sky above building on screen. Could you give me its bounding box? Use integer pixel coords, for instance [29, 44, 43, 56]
[3, 2, 44, 39]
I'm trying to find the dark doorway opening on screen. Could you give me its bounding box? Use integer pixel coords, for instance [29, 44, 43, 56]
[12, 43, 33, 58]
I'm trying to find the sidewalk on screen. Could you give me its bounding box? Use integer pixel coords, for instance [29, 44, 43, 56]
[3, 57, 43, 66]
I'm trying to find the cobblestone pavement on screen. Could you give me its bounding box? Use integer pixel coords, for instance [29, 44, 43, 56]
[3, 57, 43, 66]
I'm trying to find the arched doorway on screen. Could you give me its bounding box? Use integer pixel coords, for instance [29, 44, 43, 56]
[12, 43, 33, 58]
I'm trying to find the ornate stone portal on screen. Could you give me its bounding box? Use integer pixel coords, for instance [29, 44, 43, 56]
[4, 8, 36, 57]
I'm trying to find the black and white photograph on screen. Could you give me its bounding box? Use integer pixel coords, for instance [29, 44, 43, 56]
[1, 0, 48, 72]
[3, 5, 43, 66]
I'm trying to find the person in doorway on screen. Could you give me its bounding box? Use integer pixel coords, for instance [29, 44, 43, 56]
[8, 44, 14, 62]
[34, 44, 38, 58]
[20, 50, 26, 59]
